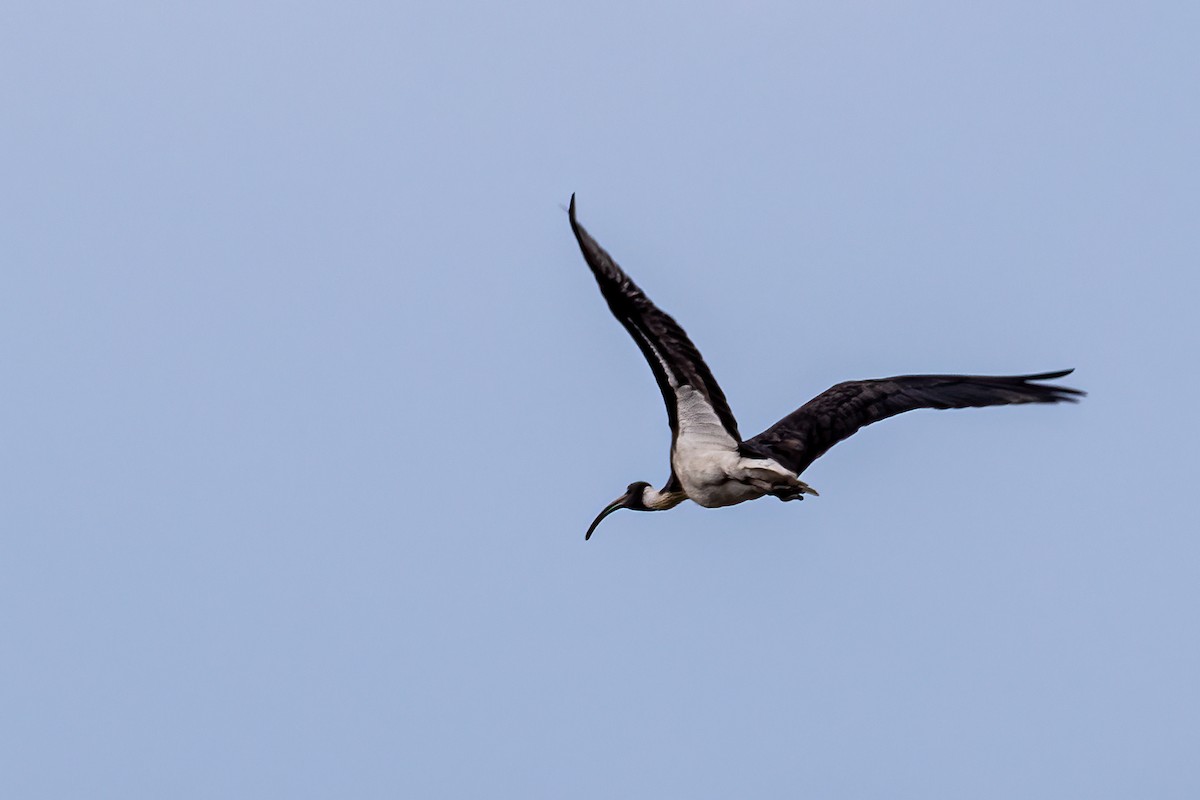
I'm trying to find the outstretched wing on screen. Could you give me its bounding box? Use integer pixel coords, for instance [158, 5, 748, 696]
[568, 195, 740, 443]
[742, 370, 1084, 475]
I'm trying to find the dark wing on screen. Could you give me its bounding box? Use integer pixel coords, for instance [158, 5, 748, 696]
[742, 370, 1084, 475]
[568, 195, 740, 442]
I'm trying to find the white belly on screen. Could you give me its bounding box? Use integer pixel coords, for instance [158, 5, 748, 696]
[671, 386, 796, 508]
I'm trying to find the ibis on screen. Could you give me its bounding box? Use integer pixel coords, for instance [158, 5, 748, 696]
[569, 195, 1083, 540]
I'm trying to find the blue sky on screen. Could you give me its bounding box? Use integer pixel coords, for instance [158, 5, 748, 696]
[3, 2, 1198, 797]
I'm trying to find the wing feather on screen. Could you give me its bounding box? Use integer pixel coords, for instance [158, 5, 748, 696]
[568, 195, 740, 441]
[742, 370, 1084, 475]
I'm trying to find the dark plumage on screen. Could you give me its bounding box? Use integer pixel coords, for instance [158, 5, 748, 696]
[741, 371, 1083, 475]
[569, 195, 739, 441]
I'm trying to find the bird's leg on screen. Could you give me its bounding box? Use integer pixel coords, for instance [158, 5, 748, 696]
[739, 459, 819, 502]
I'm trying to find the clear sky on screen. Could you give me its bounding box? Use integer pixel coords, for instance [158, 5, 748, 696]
[3, 2, 1198, 797]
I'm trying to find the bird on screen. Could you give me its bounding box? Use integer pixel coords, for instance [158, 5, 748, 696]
[568, 195, 1083, 540]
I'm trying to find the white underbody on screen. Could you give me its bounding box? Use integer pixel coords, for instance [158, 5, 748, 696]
[671, 386, 810, 508]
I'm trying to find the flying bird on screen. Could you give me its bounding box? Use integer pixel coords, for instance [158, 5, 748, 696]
[569, 195, 1083, 540]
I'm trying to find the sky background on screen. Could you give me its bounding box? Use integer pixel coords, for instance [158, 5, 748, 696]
[3, 1, 1198, 797]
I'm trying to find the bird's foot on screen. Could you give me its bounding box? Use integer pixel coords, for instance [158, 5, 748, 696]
[771, 482, 819, 502]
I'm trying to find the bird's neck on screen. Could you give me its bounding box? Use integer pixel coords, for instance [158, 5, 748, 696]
[642, 486, 687, 511]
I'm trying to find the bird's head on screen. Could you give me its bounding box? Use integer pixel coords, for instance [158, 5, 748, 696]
[585, 481, 652, 541]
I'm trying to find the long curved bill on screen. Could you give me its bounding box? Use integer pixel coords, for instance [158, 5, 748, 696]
[585, 495, 629, 541]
